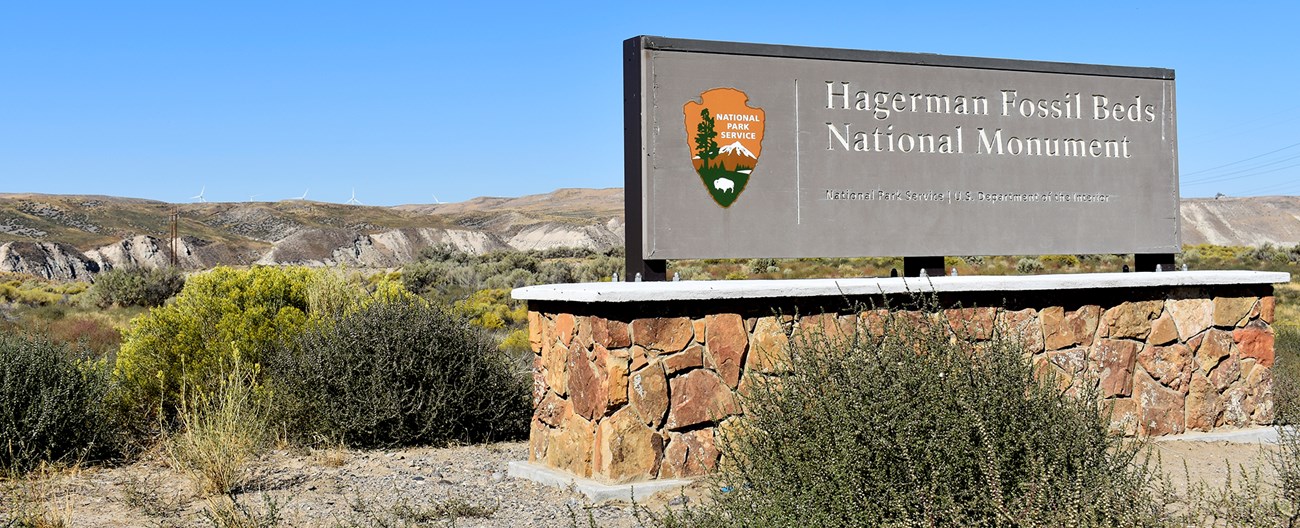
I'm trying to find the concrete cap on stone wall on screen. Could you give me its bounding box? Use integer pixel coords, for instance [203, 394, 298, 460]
[512, 271, 1291, 304]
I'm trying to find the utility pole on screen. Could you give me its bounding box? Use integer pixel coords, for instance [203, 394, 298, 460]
[170, 206, 179, 268]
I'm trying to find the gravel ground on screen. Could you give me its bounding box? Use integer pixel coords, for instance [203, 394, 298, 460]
[0, 442, 707, 528]
[0, 437, 1276, 527]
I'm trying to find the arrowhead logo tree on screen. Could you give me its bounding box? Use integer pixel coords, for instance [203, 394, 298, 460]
[684, 88, 765, 208]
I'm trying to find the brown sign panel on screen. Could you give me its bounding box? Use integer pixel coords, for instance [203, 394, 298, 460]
[625, 36, 1179, 269]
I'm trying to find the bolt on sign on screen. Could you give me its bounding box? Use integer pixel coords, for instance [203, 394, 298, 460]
[624, 36, 1179, 278]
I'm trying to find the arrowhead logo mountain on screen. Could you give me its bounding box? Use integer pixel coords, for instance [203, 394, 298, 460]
[684, 88, 765, 208]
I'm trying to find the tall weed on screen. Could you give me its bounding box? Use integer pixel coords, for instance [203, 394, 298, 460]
[165, 357, 271, 496]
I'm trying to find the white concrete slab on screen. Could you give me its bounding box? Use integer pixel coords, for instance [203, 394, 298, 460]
[513, 270, 1290, 303]
[1155, 426, 1288, 444]
[507, 461, 693, 503]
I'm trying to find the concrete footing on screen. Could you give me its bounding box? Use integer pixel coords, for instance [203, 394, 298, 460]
[507, 461, 693, 503]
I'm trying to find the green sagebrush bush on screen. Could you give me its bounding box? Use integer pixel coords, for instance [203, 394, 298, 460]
[0, 332, 113, 473]
[660, 301, 1164, 528]
[400, 245, 623, 298]
[266, 296, 530, 448]
[89, 266, 185, 308]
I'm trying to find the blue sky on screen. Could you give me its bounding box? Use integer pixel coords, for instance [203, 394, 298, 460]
[2, 1, 1297, 205]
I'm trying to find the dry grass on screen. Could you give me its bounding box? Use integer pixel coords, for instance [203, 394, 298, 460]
[337, 490, 498, 527]
[1275, 280, 1300, 330]
[165, 360, 271, 496]
[200, 493, 284, 528]
[116, 470, 187, 519]
[310, 444, 349, 469]
[0, 463, 76, 528]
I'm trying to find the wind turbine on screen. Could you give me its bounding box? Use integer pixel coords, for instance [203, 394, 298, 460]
[191, 186, 207, 203]
[290, 188, 309, 201]
[345, 188, 362, 205]
[247, 194, 259, 202]
[431, 194, 443, 204]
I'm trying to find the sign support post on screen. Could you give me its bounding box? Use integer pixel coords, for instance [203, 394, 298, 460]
[624, 37, 667, 281]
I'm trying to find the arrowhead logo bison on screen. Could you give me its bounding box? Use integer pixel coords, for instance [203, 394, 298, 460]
[684, 88, 765, 208]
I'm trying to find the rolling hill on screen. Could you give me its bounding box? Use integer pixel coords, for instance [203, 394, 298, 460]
[0, 189, 1295, 281]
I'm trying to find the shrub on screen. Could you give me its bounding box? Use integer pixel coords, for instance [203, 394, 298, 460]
[0, 332, 113, 473]
[1276, 327, 1300, 425]
[114, 266, 316, 428]
[454, 288, 527, 331]
[1015, 257, 1045, 274]
[1040, 254, 1081, 268]
[667, 301, 1163, 527]
[267, 296, 530, 448]
[90, 266, 185, 308]
[42, 315, 122, 358]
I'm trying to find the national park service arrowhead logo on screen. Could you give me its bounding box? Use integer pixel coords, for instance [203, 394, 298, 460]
[684, 88, 765, 208]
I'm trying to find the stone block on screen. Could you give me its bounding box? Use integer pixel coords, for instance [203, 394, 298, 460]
[1136, 344, 1192, 393]
[1095, 339, 1139, 398]
[660, 429, 720, 479]
[1167, 298, 1213, 342]
[573, 316, 594, 350]
[554, 313, 576, 347]
[1234, 320, 1275, 368]
[998, 308, 1042, 353]
[946, 307, 996, 341]
[1208, 355, 1241, 393]
[529, 419, 550, 463]
[1261, 296, 1276, 324]
[528, 311, 544, 352]
[705, 313, 747, 388]
[1102, 300, 1162, 340]
[667, 369, 740, 430]
[632, 317, 693, 354]
[796, 312, 854, 340]
[532, 355, 545, 406]
[1247, 366, 1275, 424]
[663, 345, 705, 376]
[596, 344, 629, 410]
[1104, 398, 1139, 436]
[629, 345, 650, 373]
[1147, 312, 1179, 346]
[1032, 356, 1072, 393]
[536, 391, 571, 428]
[591, 317, 631, 349]
[568, 345, 607, 422]
[1185, 372, 1222, 431]
[1047, 348, 1086, 375]
[1222, 387, 1254, 427]
[1134, 370, 1185, 436]
[859, 309, 890, 341]
[629, 361, 668, 428]
[1043, 305, 1099, 350]
[1213, 297, 1256, 328]
[1196, 329, 1234, 374]
[546, 412, 595, 478]
[543, 341, 569, 397]
[748, 317, 791, 374]
[594, 407, 664, 483]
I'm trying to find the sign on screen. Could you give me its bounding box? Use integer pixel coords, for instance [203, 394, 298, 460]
[624, 37, 1180, 278]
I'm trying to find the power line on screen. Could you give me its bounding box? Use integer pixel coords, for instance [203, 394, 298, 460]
[1227, 165, 1300, 195]
[1182, 152, 1300, 185]
[1181, 141, 1300, 177]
